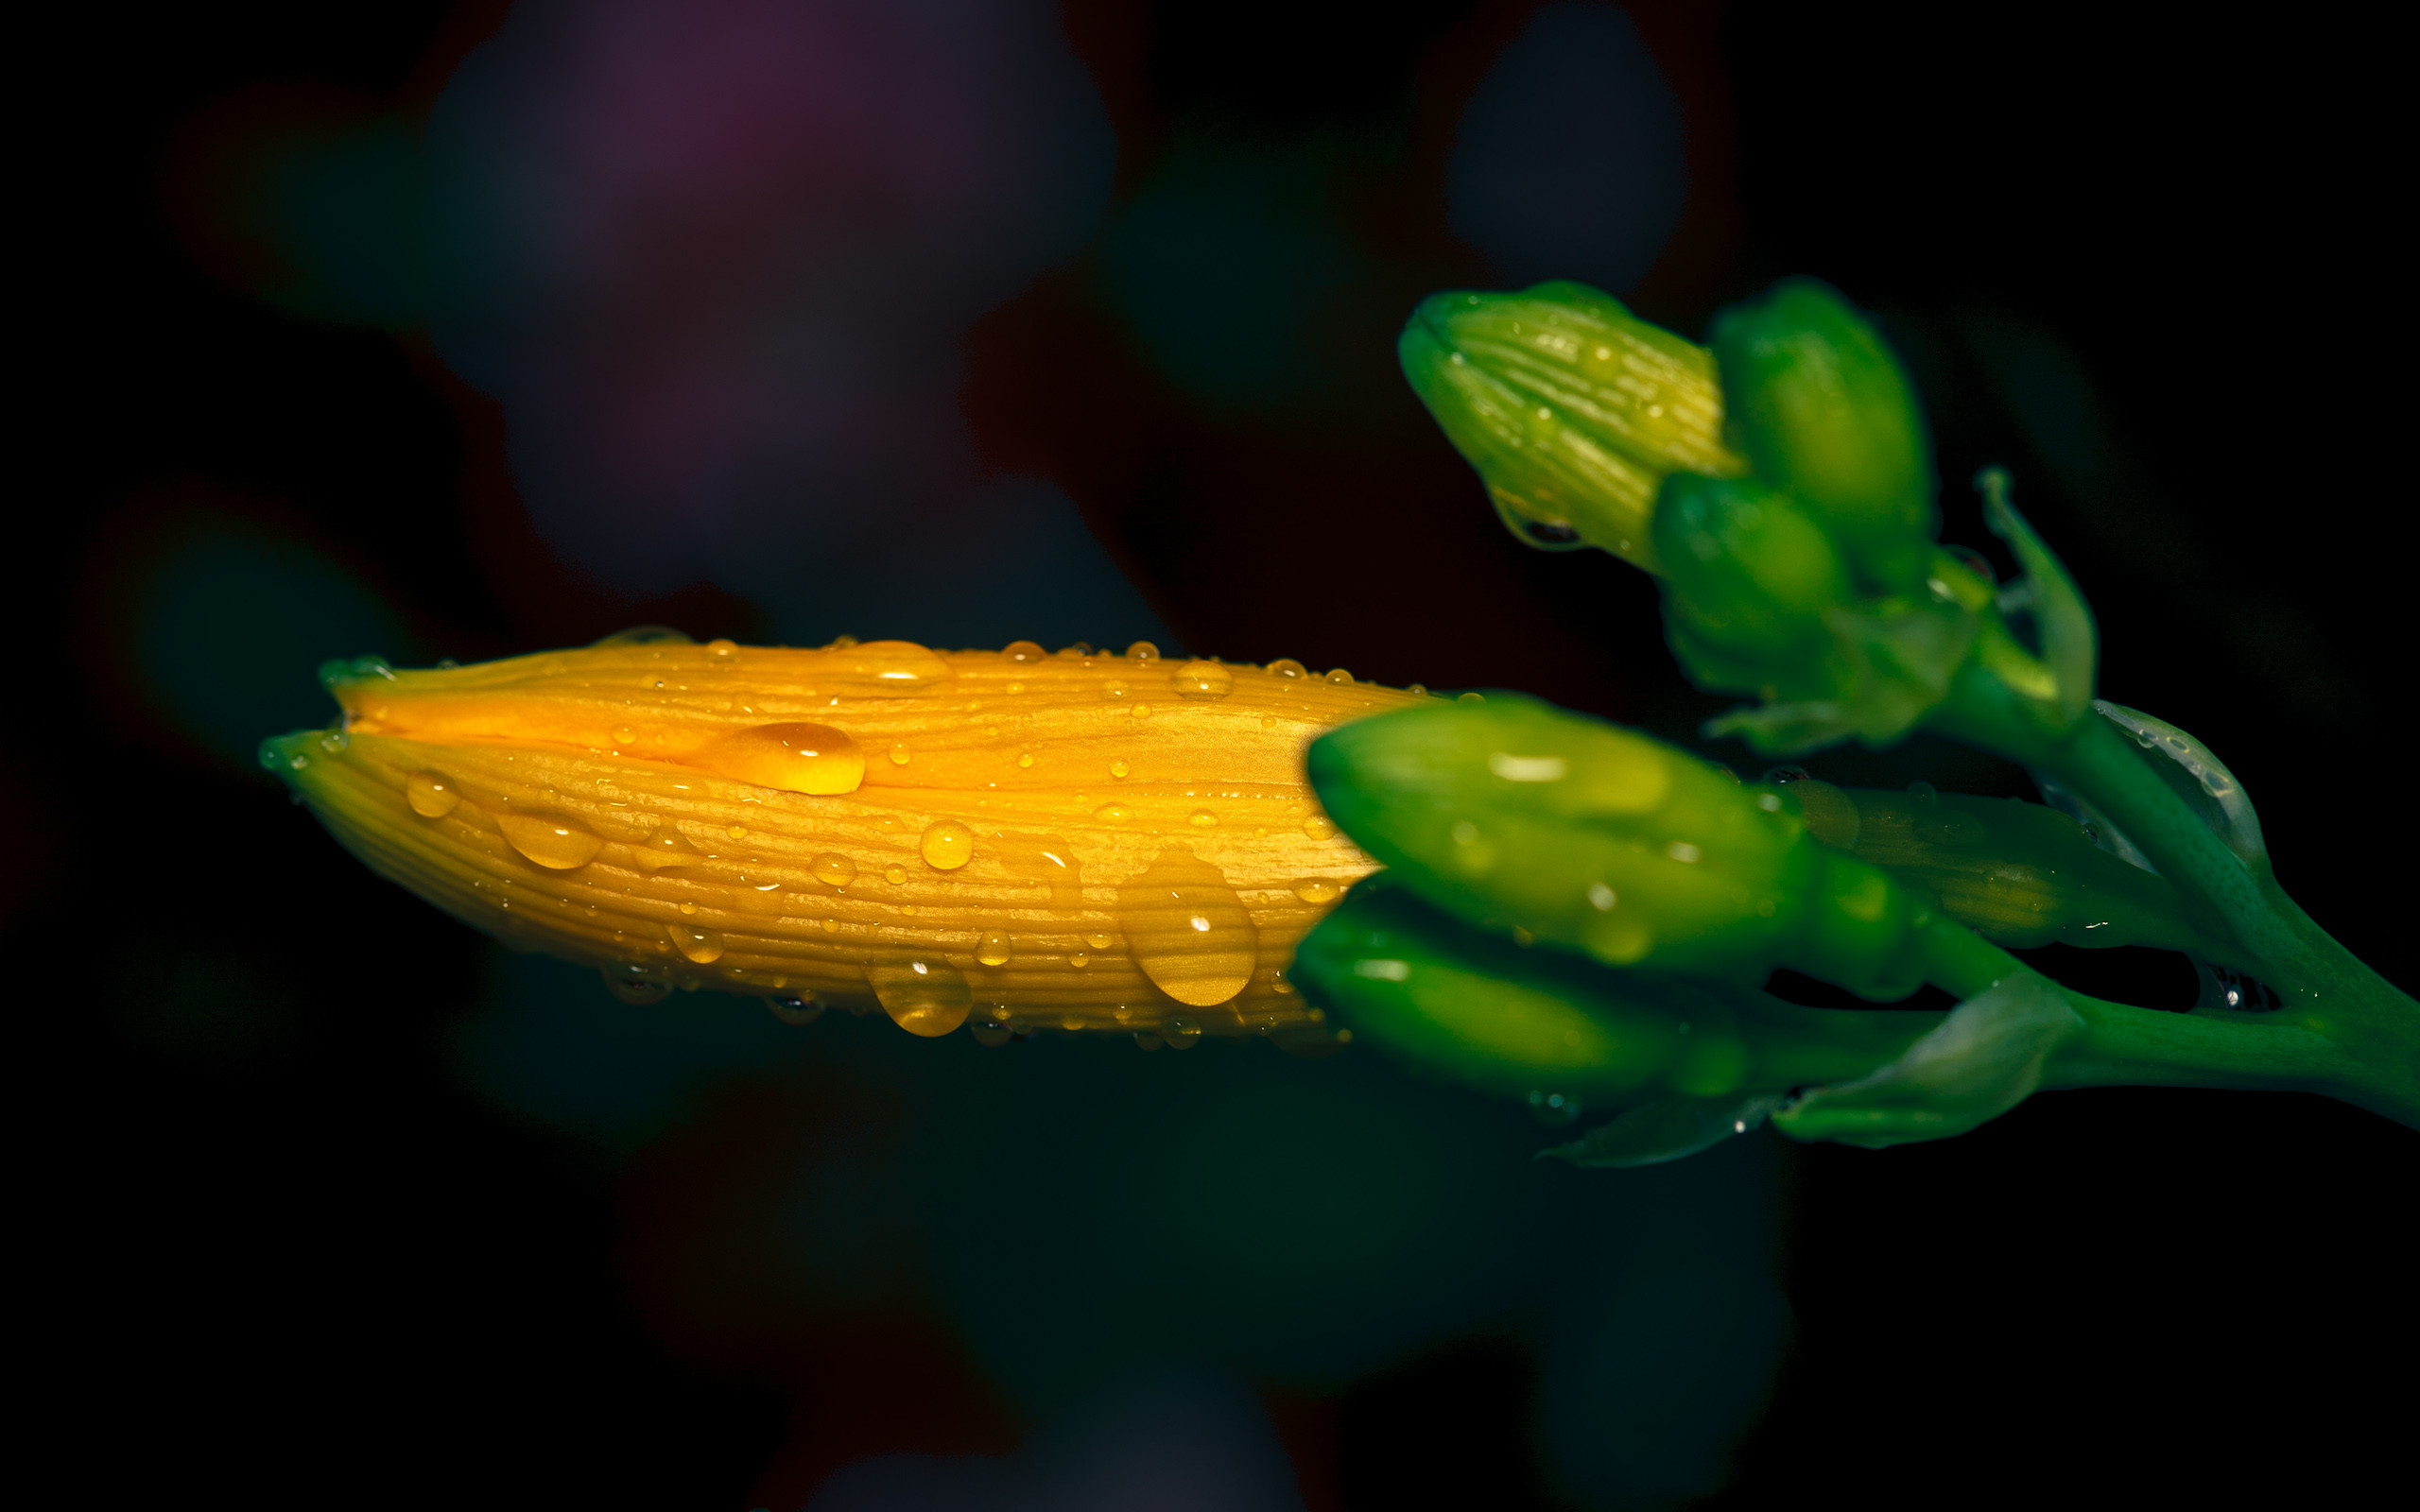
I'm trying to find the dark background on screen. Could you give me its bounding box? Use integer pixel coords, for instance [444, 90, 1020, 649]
[25, 3, 2414, 1507]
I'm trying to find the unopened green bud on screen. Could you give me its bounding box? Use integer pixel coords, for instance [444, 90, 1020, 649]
[1652, 472, 1852, 691]
[1709, 278, 1936, 594]
[1306, 696, 1939, 998]
[1399, 281, 1748, 568]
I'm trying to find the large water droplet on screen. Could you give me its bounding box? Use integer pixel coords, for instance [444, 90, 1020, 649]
[976, 931, 1011, 967]
[1302, 814, 1337, 841]
[1293, 879, 1340, 903]
[1264, 658, 1307, 679]
[1004, 640, 1046, 662]
[868, 957, 972, 1037]
[666, 921, 725, 963]
[1324, 668, 1355, 684]
[1084, 931, 1114, 952]
[406, 771, 459, 817]
[810, 852, 857, 887]
[497, 811, 604, 869]
[920, 819, 976, 870]
[601, 965, 672, 1005]
[695, 722, 865, 795]
[1126, 641, 1161, 662]
[825, 640, 951, 695]
[1161, 1017, 1201, 1049]
[1172, 660, 1234, 699]
[705, 638, 739, 661]
[1118, 847, 1257, 1007]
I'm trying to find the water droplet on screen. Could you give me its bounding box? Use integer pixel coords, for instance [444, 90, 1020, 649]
[406, 771, 459, 817]
[884, 866, 907, 885]
[1118, 847, 1257, 1007]
[678, 900, 698, 916]
[1456, 691, 1485, 704]
[1126, 641, 1161, 662]
[693, 722, 865, 795]
[1005, 839, 1083, 911]
[1110, 760, 1131, 780]
[765, 992, 822, 1026]
[1265, 658, 1306, 679]
[971, 1017, 1013, 1046]
[828, 640, 952, 694]
[1162, 1017, 1201, 1050]
[1084, 931, 1114, 952]
[810, 852, 856, 887]
[1303, 814, 1337, 840]
[497, 811, 604, 869]
[1408, 684, 1427, 696]
[920, 819, 976, 870]
[1133, 1032, 1163, 1051]
[705, 638, 738, 661]
[1172, 660, 1234, 699]
[1664, 840, 1702, 864]
[635, 826, 702, 871]
[666, 921, 726, 963]
[1132, 703, 1153, 720]
[1324, 668, 1354, 684]
[867, 957, 972, 1037]
[1293, 879, 1339, 903]
[1059, 643, 1094, 658]
[1188, 810, 1216, 828]
[600, 965, 672, 1005]
[1070, 953, 1091, 969]
[1093, 801, 1132, 821]
[889, 742, 912, 765]
[1588, 882, 1617, 911]
[976, 931, 1011, 967]
[1016, 752, 1035, 769]
[1004, 640, 1046, 662]
[1101, 679, 1130, 700]
[1907, 780, 1939, 806]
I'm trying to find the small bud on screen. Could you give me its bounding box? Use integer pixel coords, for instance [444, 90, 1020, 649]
[1709, 278, 1937, 594]
[1652, 472, 1853, 689]
[1398, 282, 1748, 568]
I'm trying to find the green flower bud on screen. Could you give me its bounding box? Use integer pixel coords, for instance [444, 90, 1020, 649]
[1398, 281, 1748, 568]
[1709, 278, 1937, 594]
[1652, 472, 1853, 690]
[1305, 696, 1941, 999]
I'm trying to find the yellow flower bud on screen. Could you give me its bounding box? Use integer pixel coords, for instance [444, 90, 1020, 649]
[266, 634, 1423, 1043]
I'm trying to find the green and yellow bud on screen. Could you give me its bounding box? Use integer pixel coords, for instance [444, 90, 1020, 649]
[1708, 277, 1937, 594]
[1305, 696, 1940, 999]
[1651, 472, 1853, 691]
[1398, 281, 1748, 568]
[266, 632, 1426, 1042]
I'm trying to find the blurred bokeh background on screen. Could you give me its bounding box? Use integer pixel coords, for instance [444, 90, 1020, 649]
[23, 3, 2414, 1507]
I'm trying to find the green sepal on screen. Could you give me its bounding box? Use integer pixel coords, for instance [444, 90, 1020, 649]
[1708, 277, 1938, 594]
[1772, 971, 2083, 1148]
[1541, 1091, 1785, 1168]
[1978, 467, 2097, 730]
[1398, 282, 1748, 569]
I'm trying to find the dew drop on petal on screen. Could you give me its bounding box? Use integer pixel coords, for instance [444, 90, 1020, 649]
[920, 819, 976, 870]
[868, 957, 972, 1037]
[810, 852, 857, 887]
[497, 811, 603, 869]
[666, 921, 726, 964]
[1172, 660, 1234, 699]
[695, 722, 865, 794]
[406, 771, 458, 818]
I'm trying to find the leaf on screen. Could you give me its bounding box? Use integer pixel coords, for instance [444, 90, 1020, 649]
[1544, 1091, 1786, 1168]
[1771, 971, 2083, 1148]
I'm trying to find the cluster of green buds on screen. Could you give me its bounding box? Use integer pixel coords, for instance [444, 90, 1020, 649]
[1400, 278, 2096, 758]
[1305, 275, 2418, 1156]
